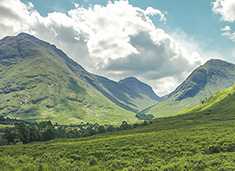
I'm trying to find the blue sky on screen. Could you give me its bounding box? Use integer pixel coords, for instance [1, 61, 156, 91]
[1, 0, 235, 95]
[20, 0, 234, 54]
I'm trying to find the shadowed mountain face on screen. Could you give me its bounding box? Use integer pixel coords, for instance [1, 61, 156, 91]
[169, 59, 235, 101]
[144, 59, 235, 117]
[96, 76, 161, 112]
[118, 77, 161, 101]
[176, 83, 235, 119]
[0, 33, 160, 124]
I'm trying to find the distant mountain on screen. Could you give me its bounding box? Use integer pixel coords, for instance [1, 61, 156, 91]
[0, 33, 160, 124]
[119, 77, 161, 101]
[144, 59, 235, 117]
[96, 76, 161, 112]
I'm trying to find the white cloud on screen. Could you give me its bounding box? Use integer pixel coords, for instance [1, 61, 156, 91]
[220, 25, 235, 42]
[148, 77, 183, 96]
[222, 31, 235, 42]
[145, 7, 166, 22]
[212, 1, 235, 42]
[0, 0, 206, 96]
[212, 0, 235, 22]
[221, 25, 231, 31]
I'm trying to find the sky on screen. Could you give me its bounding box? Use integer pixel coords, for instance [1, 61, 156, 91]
[0, 0, 235, 96]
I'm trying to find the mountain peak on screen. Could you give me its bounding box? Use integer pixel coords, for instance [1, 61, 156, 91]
[119, 77, 161, 101]
[205, 58, 235, 68]
[169, 58, 235, 101]
[119, 77, 139, 83]
[145, 58, 235, 118]
[17, 32, 39, 41]
[207, 58, 221, 62]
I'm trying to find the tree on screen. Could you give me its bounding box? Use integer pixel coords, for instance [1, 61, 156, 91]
[142, 120, 148, 126]
[14, 122, 30, 143]
[133, 123, 139, 128]
[98, 126, 106, 134]
[120, 121, 131, 130]
[3, 127, 20, 144]
[42, 127, 57, 141]
[107, 125, 115, 132]
[29, 124, 41, 142]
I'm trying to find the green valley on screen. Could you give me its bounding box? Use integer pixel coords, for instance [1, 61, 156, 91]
[1, 0, 235, 170]
[1, 33, 235, 171]
[2, 82, 235, 170]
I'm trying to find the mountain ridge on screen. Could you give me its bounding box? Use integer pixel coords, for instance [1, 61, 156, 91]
[144, 59, 235, 117]
[0, 33, 160, 124]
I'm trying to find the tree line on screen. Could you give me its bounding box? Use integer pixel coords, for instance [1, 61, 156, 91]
[0, 120, 151, 145]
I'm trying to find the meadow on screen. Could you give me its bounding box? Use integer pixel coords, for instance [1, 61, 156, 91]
[1, 110, 235, 170]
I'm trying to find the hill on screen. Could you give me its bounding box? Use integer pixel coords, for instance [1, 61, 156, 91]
[175, 83, 235, 119]
[144, 59, 235, 117]
[0, 33, 160, 124]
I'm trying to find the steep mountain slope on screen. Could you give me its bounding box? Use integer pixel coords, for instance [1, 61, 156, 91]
[0, 33, 159, 124]
[175, 83, 235, 119]
[119, 77, 161, 101]
[144, 59, 235, 117]
[96, 76, 161, 112]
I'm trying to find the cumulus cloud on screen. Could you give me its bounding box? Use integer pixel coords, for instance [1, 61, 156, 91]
[221, 25, 231, 31]
[212, 0, 235, 22]
[0, 0, 205, 96]
[212, 1, 235, 43]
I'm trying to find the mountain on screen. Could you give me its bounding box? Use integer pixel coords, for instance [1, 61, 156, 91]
[143, 59, 235, 117]
[0, 33, 160, 124]
[119, 77, 161, 101]
[175, 83, 235, 120]
[96, 76, 161, 112]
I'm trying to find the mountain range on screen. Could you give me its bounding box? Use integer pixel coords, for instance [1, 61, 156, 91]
[1, 33, 235, 124]
[0, 33, 160, 124]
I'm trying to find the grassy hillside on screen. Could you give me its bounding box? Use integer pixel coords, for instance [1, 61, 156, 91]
[175, 83, 235, 118]
[144, 59, 235, 117]
[1, 104, 235, 170]
[0, 33, 143, 124]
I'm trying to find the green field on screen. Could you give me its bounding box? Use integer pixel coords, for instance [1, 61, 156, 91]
[1, 108, 235, 170]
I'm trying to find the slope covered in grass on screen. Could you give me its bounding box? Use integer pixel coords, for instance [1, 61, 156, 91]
[0, 33, 161, 124]
[144, 59, 235, 117]
[175, 83, 235, 118]
[1, 106, 235, 170]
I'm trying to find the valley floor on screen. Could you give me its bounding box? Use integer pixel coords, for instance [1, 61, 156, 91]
[1, 113, 235, 170]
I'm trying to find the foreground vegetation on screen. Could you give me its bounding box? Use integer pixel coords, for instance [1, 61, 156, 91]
[1, 109, 235, 170]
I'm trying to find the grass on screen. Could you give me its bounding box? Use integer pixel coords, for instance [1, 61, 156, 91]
[174, 83, 235, 118]
[2, 104, 235, 170]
